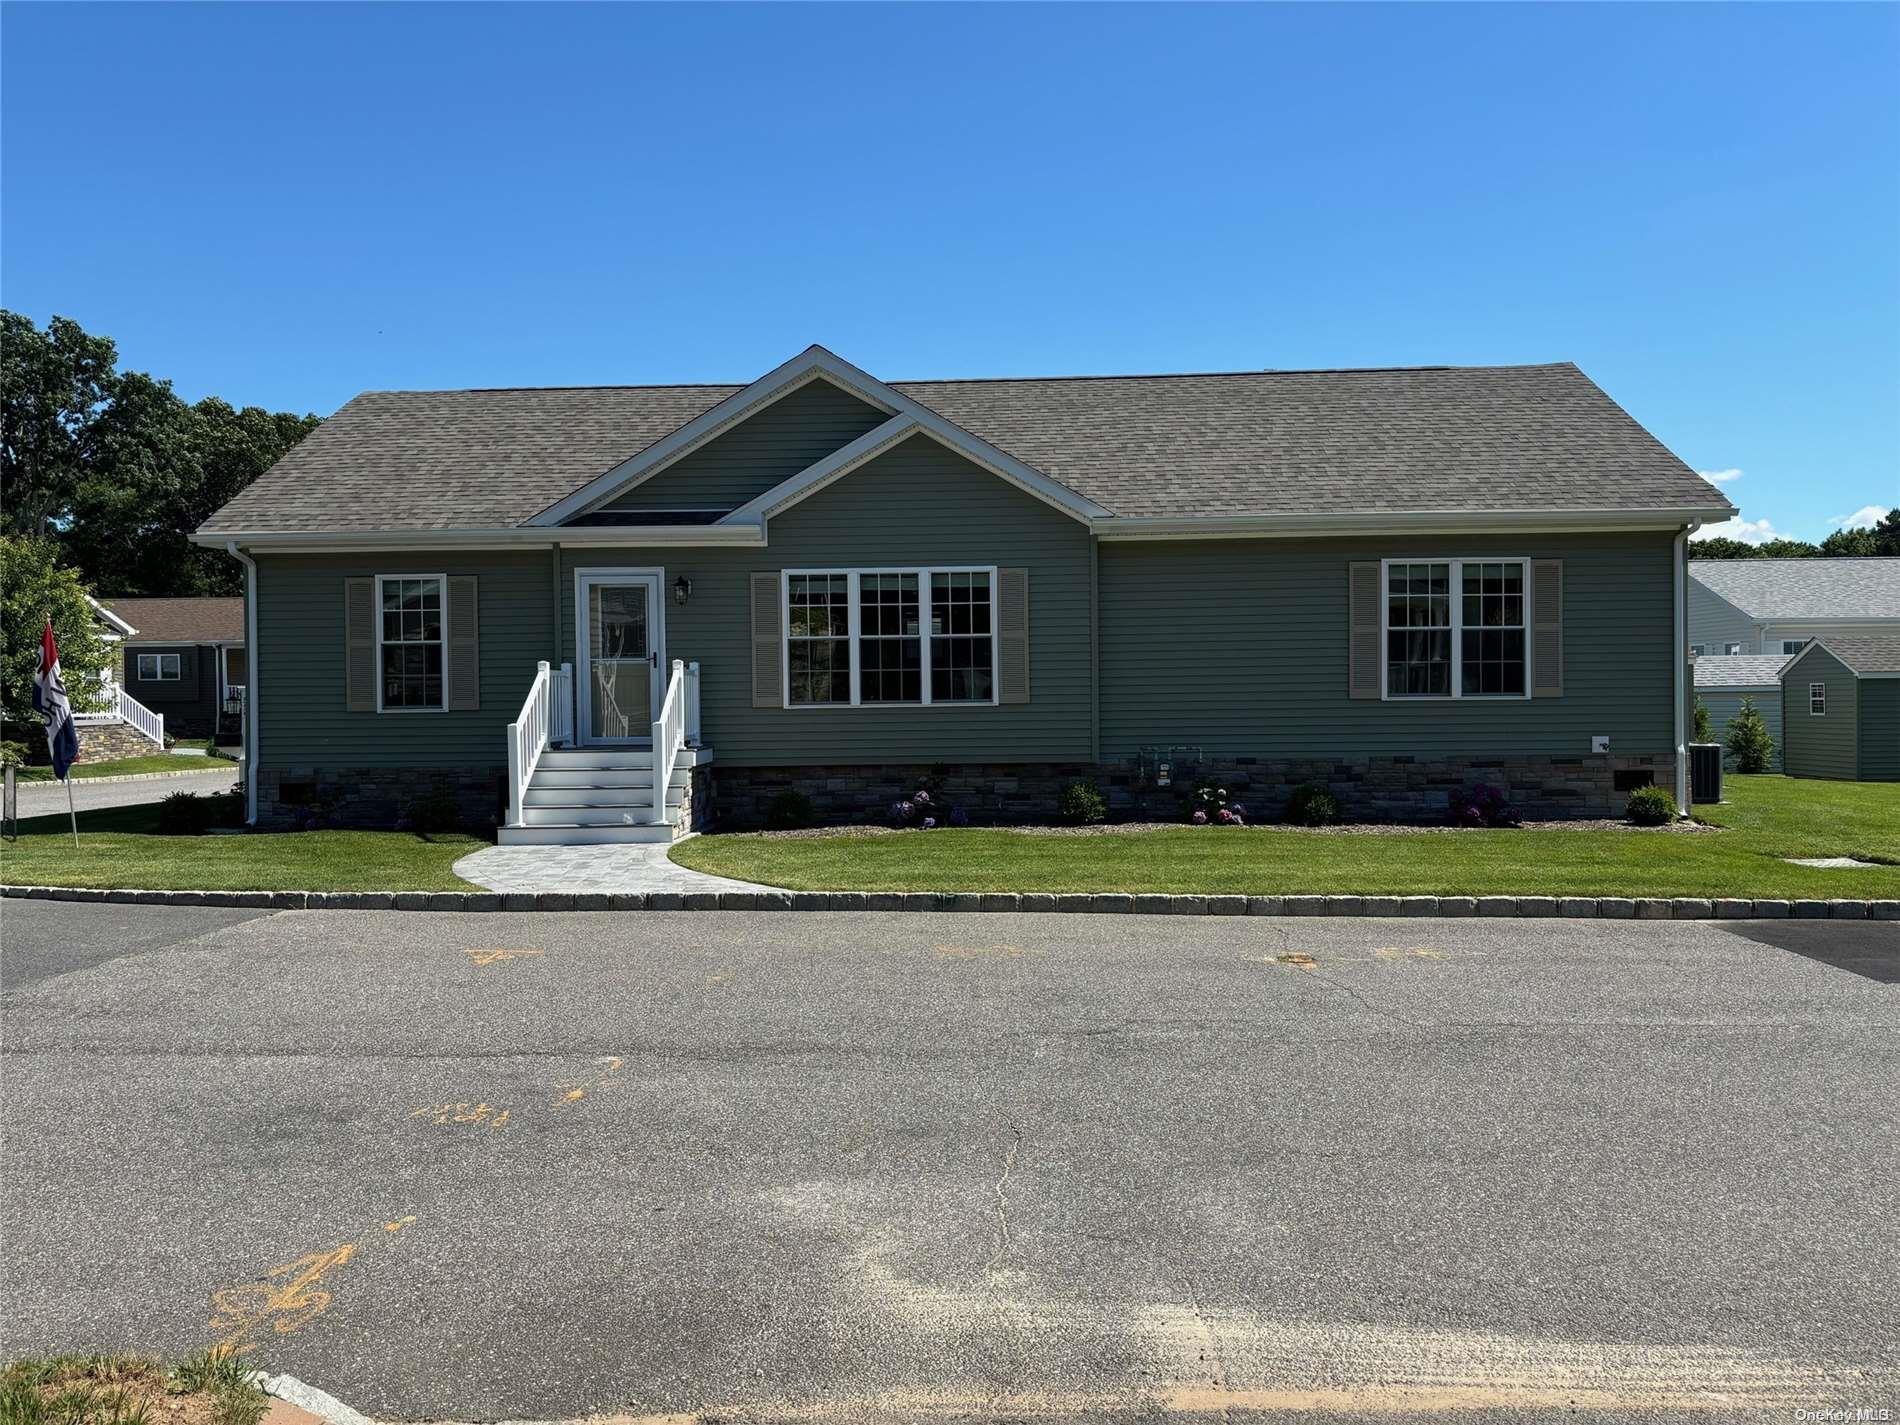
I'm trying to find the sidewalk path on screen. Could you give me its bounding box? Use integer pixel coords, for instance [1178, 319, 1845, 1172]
[451, 839, 768, 895]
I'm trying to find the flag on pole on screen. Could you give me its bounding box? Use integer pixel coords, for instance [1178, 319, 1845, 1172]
[32, 619, 79, 780]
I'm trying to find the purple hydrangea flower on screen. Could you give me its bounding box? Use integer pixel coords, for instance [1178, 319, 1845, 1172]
[922, 816, 937, 830]
[914, 789, 931, 804]
[1192, 809, 1209, 825]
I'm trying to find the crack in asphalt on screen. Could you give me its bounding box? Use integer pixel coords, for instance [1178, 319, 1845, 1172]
[983, 1124, 1022, 1275]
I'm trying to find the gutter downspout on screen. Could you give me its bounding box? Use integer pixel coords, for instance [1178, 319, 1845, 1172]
[226, 541, 259, 827]
[1674, 524, 1700, 818]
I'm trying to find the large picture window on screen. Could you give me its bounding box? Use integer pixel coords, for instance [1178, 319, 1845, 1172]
[784, 567, 997, 707]
[136, 653, 181, 682]
[1383, 558, 1529, 700]
[377, 575, 446, 711]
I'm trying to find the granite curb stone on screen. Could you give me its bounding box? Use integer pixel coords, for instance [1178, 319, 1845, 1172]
[1, 885, 1888, 920]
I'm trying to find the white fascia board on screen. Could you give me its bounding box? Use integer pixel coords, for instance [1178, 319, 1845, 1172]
[531, 344, 1108, 529]
[1090, 507, 1733, 540]
[188, 525, 767, 553]
[87, 596, 139, 636]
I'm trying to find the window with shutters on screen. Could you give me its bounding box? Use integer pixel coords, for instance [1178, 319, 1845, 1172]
[376, 574, 447, 711]
[783, 567, 998, 708]
[1381, 558, 1531, 700]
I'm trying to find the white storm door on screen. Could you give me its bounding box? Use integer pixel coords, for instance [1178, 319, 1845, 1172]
[576, 571, 664, 743]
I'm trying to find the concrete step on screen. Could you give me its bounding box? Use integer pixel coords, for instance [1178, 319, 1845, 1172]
[523, 785, 685, 810]
[497, 822, 677, 846]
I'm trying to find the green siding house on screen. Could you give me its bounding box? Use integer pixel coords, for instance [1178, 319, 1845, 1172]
[192, 346, 1734, 842]
[1779, 635, 1900, 783]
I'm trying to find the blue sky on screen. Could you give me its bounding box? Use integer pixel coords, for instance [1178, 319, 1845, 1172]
[3, 2, 1895, 541]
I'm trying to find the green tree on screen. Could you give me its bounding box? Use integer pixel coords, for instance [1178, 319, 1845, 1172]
[1820, 526, 1881, 556]
[1754, 538, 1822, 559]
[1725, 696, 1775, 774]
[1687, 537, 1761, 560]
[0, 535, 112, 723]
[1875, 508, 1900, 556]
[1, 312, 119, 536]
[1692, 698, 1712, 743]
[1, 311, 319, 596]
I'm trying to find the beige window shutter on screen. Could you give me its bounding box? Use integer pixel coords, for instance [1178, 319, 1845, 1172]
[345, 577, 376, 712]
[447, 576, 480, 710]
[998, 568, 1030, 704]
[1531, 560, 1563, 697]
[751, 572, 782, 708]
[1348, 561, 1381, 699]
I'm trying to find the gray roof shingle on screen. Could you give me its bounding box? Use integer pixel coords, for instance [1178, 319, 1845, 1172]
[1791, 633, 1900, 676]
[1693, 653, 1791, 689]
[202, 361, 1731, 534]
[1690, 558, 1900, 621]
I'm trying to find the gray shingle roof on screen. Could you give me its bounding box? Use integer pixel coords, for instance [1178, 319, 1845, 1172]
[1791, 633, 1900, 676]
[202, 361, 1730, 534]
[101, 597, 245, 644]
[1693, 653, 1791, 689]
[1689, 558, 1900, 621]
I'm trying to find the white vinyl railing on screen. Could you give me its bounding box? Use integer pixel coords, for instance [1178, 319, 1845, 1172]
[112, 685, 165, 747]
[506, 660, 573, 828]
[651, 659, 699, 825]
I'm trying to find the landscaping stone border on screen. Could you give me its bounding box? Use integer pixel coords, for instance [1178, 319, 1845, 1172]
[5, 884, 1897, 920]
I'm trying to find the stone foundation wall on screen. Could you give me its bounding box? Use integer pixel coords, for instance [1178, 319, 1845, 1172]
[76, 723, 165, 762]
[256, 765, 505, 831]
[674, 761, 717, 838]
[715, 753, 1676, 827]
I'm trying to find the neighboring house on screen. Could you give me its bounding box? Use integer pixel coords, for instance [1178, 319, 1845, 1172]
[1779, 635, 1900, 782]
[192, 346, 1733, 840]
[1692, 654, 1790, 770]
[97, 597, 246, 740]
[1688, 558, 1900, 657]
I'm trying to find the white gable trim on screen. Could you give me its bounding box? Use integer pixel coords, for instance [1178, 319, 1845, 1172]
[532, 344, 1107, 529]
[88, 596, 138, 637]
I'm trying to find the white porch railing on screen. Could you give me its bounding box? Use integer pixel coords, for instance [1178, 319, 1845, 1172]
[75, 683, 167, 747]
[506, 660, 573, 828]
[651, 659, 698, 825]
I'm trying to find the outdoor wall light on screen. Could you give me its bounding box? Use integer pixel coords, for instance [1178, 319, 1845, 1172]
[673, 575, 692, 607]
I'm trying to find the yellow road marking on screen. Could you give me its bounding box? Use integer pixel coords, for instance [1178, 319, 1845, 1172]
[555, 1055, 624, 1108]
[463, 948, 545, 966]
[208, 1242, 356, 1348]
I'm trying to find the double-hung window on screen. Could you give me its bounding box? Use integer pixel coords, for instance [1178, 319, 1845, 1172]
[1383, 558, 1528, 699]
[784, 567, 996, 707]
[136, 653, 181, 681]
[1809, 682, 1826, 716]
[377, 574, 446, 711]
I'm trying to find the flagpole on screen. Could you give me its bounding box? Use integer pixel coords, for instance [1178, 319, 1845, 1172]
[66, 774, 79, 848]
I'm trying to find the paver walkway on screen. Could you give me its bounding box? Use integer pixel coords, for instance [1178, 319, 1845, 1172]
[452, 839, 768, 894]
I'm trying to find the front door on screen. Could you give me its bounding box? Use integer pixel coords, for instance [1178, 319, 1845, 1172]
[576, 571, 664, 743]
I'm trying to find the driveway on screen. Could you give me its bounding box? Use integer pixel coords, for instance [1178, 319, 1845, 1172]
[11, 765, 238, 818]
[2, 902, 1895, 1422]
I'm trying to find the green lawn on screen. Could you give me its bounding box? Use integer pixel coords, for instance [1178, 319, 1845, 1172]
[12, 750, 236, 782]
[0, 802, 481, 891]
[671, 775, 1900, 899]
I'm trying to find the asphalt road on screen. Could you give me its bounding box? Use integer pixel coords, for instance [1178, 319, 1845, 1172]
[2, 901, 1896, 1424]
[11, 764, 238, 818]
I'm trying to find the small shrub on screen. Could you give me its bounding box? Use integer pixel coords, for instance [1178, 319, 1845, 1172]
[156, 791, 216, 836]
[764, 789, 815, 830]
[1057, 779, 1107, 825]
[885, 787, 954, 830]
[1183, 780, 1246, 826]
[1284, 783, 1339, 826]
[1692, 698, 1713, 743]
[1725, 696, 1775, 773]
[1626, 785, 1678, 825]
[1449, 783, 1518, 828]
[0, 739, 30, 770]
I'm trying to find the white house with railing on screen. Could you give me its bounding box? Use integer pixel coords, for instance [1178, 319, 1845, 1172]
[501, 658, 707, 845]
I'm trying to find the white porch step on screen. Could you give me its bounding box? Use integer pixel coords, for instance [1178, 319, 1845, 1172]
[530, 767, 669, 790]
[535, 744, 713, 771]
[524, 784, 683, 808]
[497, 822, 676, 846]
[521, 803, 678, 828]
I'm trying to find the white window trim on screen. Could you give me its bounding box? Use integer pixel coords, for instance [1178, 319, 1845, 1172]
[1689, 644, 1707, 657]
[781, 566, 1000, 709]
[374, 572, 450, 714]
[1378, 557, 1533, 702]
[137, 652, 181, 682]
[1724, 642, 1745, 656]
[1809, 682, 1826, 716]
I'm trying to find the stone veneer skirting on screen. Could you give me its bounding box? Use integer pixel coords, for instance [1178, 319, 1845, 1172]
[715, 753, 1678, 828]
[257, 765, 506, 831]
[76, 722, 167, 762]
